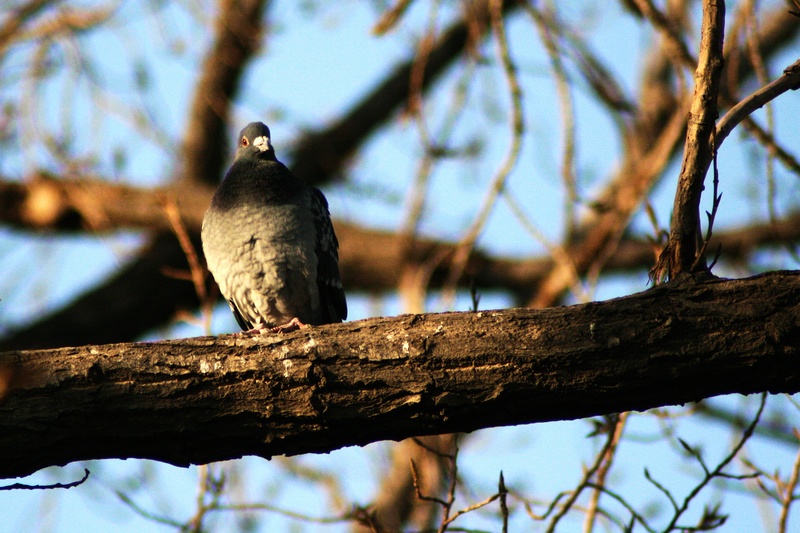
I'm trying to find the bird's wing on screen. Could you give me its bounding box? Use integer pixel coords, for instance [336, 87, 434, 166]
[309, 187, 348, 323]
[228, 298, 253, 331]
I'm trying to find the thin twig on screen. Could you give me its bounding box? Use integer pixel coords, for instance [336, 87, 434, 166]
[584, 482, 658, 533]
[0, 468, 90, 491]
[777, 436, 800, 533]
[190, 463, 211, 532]
[114, 489, 186, 528]
[545, 414, 626, 533]
[502, 189, 590, 303]
[644, 467, 680, 512]
[186, 463, 227, 532]
[399, 46, 476, 313]
[740, 117, 800, 178]
[439, 438, 460, 532]
[562, 22, 636, 115]
[202, 502, 356, 525]
[410, 458, 450, 508]
[443, 0, 524, 307]
[440, 492, 501, 529]
[372, 0, 414, 35]
[522, 491, 568, 521]
[743, 0, 778, 224]
[716, 57, 800, 148]
[529, 2, 578, 237]
[162, 195, 211, 334]
[695, 400, 800, 448]
[499, 471, 508, 533]
[412, 436, 458, 460]
[660, 393, 767, 532]
[583, 412, 629, 533]
[690, 134, 723, 273]
[275, 457, 348, 511]
[630, 0, 696, 67]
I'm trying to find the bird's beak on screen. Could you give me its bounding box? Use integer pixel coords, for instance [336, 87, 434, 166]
[253, 135, 271, 152]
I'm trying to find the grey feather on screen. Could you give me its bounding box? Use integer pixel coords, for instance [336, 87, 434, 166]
[201, 122, 347, 332]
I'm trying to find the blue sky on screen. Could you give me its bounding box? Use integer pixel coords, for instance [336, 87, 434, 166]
[2, 1, 800, 531]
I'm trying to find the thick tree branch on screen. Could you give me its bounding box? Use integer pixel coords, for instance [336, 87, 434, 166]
[0, 173, 213, 233]
[2, 270, 799, 480]
[181, 0, 269, 187]
[0, 232, 205, 350]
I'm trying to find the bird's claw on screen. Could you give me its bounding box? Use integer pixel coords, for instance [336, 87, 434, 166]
[235, 318, 307, 335]
[270, 317, 307, 333]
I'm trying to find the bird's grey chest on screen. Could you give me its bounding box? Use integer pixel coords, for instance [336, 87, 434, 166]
[203, 198, 316, 293]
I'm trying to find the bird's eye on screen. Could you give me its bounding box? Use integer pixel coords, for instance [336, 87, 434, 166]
[241, 137, 249, 147]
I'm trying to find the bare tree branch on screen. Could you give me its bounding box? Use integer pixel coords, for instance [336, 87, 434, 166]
[530, 102, 690, 308]
[717, 57, 800, 147]
[0, 173, 213, 233]
[655, 0, 726, 280]
[2, 176, 799, 264]
[525, 0, 694, 308]
[0, 0, 57, 57]
[181, 0, 270, 187]
[353, 436, 454, 533]
[2, 270, 799, 480]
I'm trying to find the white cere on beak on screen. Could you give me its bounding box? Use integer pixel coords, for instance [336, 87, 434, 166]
[253, 135, 271, 152]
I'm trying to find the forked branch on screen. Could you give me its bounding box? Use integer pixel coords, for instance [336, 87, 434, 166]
[653, 0, 726, 282]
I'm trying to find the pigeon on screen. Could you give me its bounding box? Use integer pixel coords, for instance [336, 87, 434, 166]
[201, 121, 347, 333]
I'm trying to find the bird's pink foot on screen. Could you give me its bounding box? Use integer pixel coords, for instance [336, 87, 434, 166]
[270, 317, 308, 333]
[237, 325, 269, 336]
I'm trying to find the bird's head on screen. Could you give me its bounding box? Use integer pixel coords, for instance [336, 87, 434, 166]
[234, 122, 276, 161]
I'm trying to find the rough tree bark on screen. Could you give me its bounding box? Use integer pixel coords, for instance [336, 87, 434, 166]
[2, 270, 798, 480]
